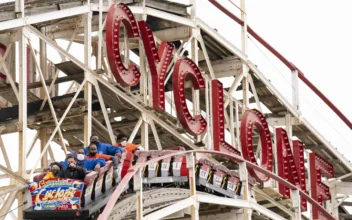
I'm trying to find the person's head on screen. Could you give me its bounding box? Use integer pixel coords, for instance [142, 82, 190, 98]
[88, 143, 97, 156]
[66, 154, 77, 166]
[90, 135, 99, 144]
[76, 149, 85, 161]
[116, 134, 128, 147]
[50, 162, 62, 175]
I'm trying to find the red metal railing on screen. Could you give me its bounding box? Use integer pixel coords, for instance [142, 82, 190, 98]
[209, 0, 352, 130]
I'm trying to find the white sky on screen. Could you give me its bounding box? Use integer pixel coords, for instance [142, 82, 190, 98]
[1, 0, 352, 218]
[195, 0, 352, 157]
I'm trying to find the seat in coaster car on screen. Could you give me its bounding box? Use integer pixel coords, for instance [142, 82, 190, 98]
[134, 151, 151, 177]
[83, 171, 98, 206]
[148, 151, 165, 178]
[93, 162, 112, 199]
[197, 159, 214, 181]
[172, 154, 188, 177]
[159, 151, 177, 177]
[212, 164, 229, 188]
[226, 170, 241, 195]
[103, 161, 113, 192]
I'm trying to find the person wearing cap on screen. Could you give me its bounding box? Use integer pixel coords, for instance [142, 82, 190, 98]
[43, 162, 63, 179]
[84, 135, 124, 157]
[114, 133, 144, 153]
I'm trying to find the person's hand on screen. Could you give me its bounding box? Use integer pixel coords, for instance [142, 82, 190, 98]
[43, 168, 50, 173]
[69, 163, 76, 169]
[115, 152, 122, 159]
[94, 164, 101, 171]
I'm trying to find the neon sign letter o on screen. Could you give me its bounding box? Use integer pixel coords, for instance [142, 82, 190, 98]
[240, 109, 273, 182]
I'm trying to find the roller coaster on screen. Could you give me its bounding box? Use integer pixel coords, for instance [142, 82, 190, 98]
[23, 147, 254, 220]
[1, 0, 352, 220]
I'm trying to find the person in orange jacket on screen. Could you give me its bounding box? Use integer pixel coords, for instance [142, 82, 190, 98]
[114, 134, 144, 153]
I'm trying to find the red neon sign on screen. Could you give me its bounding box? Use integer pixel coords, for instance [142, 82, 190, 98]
[106, 4, 141, 87]
[240, 109, 273, 182]
[0, 44, 7, 81]
[106, 4, 335, 217]
[211, 80, 240, 155]
[138, 21, 174, 112]
[172, 58, 207, 135]
[309, 153, 333, 219]
[276, 128, 307, 211]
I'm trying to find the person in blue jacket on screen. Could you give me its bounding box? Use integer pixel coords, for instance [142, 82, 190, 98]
[57, 152, 106, 172]
[84, 135, 124, 157]
[76, 149, 106, 171]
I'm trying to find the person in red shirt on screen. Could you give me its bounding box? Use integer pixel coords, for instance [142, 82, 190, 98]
[85, 143, 119, 180]
[114, 134, 144, 153]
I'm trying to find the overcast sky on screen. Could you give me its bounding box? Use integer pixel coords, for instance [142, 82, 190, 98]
[247, 1, 352, 160]
[194, 0, 352, 160]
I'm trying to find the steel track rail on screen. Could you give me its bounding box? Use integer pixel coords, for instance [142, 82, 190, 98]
[108, 188, 191, 220]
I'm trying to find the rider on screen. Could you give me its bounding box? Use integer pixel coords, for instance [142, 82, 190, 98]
[114, 133, 144, 153]
[85, 143, 119, 180]
[76, 149, 106, 172]
[43, 162, 63, 179]
[56, 155, 86, 181]
[84, 135, 124, 157]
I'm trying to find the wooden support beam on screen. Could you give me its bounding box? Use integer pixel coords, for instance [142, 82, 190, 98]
[0, 185, 27, 197]
[0, 164, 28, 184]
[0, 73, 83, 92]
[198, 56, 242, 78]
[0, 191, 18, 220]
[305, 144, 325, 150]
[342, 202, 352, 206]
[248, 95, 277, 104]
[339, 213, 352, 219]
[0, 168, 43, 180]
[234, 81, 266, 91]
[292, 131, 312, 137]
[268, 105, 288, 112]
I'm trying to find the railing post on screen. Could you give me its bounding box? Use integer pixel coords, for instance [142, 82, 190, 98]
[134, 168, 143, 220]
[15, 0, 24, 18]
[290, 189, 301, 220]
[84, 11, 92, 146]
[239, 161, 252, 220]
[291, 69, 300, 114]
[325, 180, 338, 218]
[187, 153, 199, 220]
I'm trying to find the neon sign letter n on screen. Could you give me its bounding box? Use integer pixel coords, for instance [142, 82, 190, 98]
[276, 128, 307, 211]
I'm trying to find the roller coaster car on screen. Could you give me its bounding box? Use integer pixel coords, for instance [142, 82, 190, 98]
[23, 155, 133, 220]
[24, 148, 256, 220]
[135, 147, 189, 185]
[196, 159, 247, 198]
